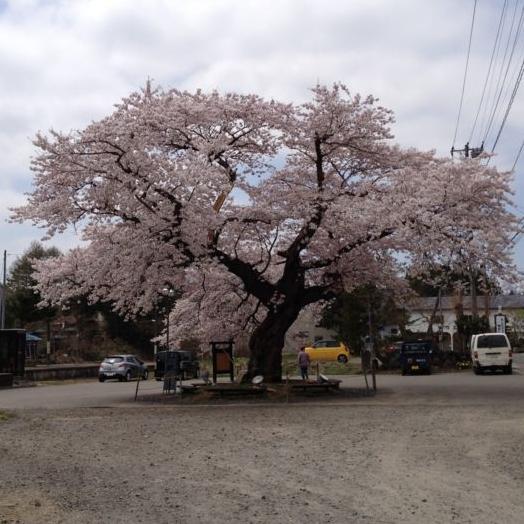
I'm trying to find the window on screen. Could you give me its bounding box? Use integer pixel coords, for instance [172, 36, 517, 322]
[477, 335, 508, 348]
[402, 342, 431, 354]
[104, 357, 123, 364]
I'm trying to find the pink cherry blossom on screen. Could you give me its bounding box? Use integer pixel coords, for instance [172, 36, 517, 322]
[13, 83, 519, 381]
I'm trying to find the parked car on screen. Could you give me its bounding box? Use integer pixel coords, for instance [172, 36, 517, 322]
[305, 340, 351, 363]
[400, 341, 434, 375]
[98, 355, 149, 382]
[471, 333, 512, 374]
[379, 341, 403, 369]
[155, 350, 200, 380]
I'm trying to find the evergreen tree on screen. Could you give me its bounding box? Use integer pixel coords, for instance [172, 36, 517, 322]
[6, 242, 60, 327]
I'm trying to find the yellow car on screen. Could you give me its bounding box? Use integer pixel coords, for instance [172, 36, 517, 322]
[305, 340, 351, 363]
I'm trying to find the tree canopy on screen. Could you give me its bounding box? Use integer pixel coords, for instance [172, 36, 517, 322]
[14, 83, 519, 380]
[6, 241, 60, 327]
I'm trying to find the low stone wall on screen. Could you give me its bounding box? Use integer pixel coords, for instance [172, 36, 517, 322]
[24, 363, 155, 381]
[25, 364, 100, 381]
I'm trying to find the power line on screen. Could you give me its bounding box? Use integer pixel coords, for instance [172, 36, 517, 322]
[452, 0, 478, 148]
[491, 57, 524, 154]
[489, 7, 524, 156]
[483, 0, 522, 144]
[469, 1, 508, 143]
[511, 136, 524, 170]
[478, 1, 510, 142]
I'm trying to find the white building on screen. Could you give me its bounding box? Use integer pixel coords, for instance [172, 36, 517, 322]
[284, 308, 338, 353]
[407, 295, 524, 350]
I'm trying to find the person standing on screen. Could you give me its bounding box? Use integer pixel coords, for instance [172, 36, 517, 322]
[298, 346, 310, 380]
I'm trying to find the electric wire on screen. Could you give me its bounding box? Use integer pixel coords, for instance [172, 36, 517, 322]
[487, 4, 524, 151]
[452, 0, 478, 148]
[493, 35, 524, 127]
[490, 42, 524, 154]
[511, 137, 524, 170]
[510, 217, 524, 242]
[491, 64, 524, 153]
[483, 0, 522, 144]
[469, 1, 507, 143]
[478, 1, 510, 142]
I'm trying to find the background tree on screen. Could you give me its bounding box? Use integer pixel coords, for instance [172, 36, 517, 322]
[6, 242, 161, 359]
[408, 264, 502, 335]
[320, 286, 407, 354]
[6, 242, 60, 327]
[455, 314, 490, 354]
[14, 83, 519, 381]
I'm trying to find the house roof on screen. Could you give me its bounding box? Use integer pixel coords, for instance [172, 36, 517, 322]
[409, 295, 524, 312]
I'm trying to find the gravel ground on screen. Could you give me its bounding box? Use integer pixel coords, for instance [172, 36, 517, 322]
[1, 393, 524, 524]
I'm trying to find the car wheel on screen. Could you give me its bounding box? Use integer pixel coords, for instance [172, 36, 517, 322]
[142, 370, 148, 380]
[337, 355, 348, 364]
[125, 370, 132, 382]
[98, 375, 105, 382]
[504, 365, 512, 375]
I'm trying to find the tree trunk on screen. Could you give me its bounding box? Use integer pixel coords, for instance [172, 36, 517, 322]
[246, 304, 302, 383]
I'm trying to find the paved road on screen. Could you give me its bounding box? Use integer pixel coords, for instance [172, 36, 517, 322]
[0, 376, 164, 409]
[1, 352, 522, 410]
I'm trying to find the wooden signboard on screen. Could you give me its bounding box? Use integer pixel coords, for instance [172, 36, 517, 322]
[211, 341, 234, 383]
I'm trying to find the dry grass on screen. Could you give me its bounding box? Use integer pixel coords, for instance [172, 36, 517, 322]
[0, 410, 12, 422]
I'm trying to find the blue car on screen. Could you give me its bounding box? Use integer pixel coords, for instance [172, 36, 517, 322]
[400, 341, 433, 375]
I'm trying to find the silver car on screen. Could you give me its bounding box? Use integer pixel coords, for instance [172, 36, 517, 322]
[98, 355, 149, 382]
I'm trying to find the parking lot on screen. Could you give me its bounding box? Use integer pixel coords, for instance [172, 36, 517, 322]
[0, 355, 523, 523]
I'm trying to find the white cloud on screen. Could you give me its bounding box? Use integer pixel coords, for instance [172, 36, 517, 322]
[1, 0, 523, 271]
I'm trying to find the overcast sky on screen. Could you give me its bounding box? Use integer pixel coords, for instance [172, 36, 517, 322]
[1, 0, 524, 276]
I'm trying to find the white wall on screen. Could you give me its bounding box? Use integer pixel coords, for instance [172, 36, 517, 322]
[284, 309, 338, 353]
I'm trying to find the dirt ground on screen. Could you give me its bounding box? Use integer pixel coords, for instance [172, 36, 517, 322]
[1, 392, 524, 524]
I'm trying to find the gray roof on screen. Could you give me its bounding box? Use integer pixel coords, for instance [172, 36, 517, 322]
[409, 295, 524, 312]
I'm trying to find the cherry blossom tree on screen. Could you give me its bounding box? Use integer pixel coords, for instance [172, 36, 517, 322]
[14, 83, 519, 381]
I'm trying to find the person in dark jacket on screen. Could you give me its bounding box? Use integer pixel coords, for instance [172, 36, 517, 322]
[298, 346, 310, 380]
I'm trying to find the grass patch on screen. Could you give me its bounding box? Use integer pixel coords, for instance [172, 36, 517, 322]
[282, 353, 361, 376]
[0, 410, 12, 422]
[200, 353, 362, 378]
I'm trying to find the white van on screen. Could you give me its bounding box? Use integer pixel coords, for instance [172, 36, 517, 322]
[470, 333, 512, 375]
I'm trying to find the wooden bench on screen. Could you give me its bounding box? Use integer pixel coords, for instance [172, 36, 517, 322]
[290, 379, 341, 393]
[200, 384, 267, 399]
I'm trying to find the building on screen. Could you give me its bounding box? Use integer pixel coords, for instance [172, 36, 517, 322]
[406, 295, 524, 350]
[284, 308, 338, 353]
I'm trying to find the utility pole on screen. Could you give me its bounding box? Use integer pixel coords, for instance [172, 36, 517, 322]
[367, 298, 377, 392]
[162, 287, 175, 351]
[450, 142, 484, 158]
[166, 311, 170, 351]
[438, 287, 444, 352]
[1, 249, 6, 329]
[470, 270, 478, 317]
